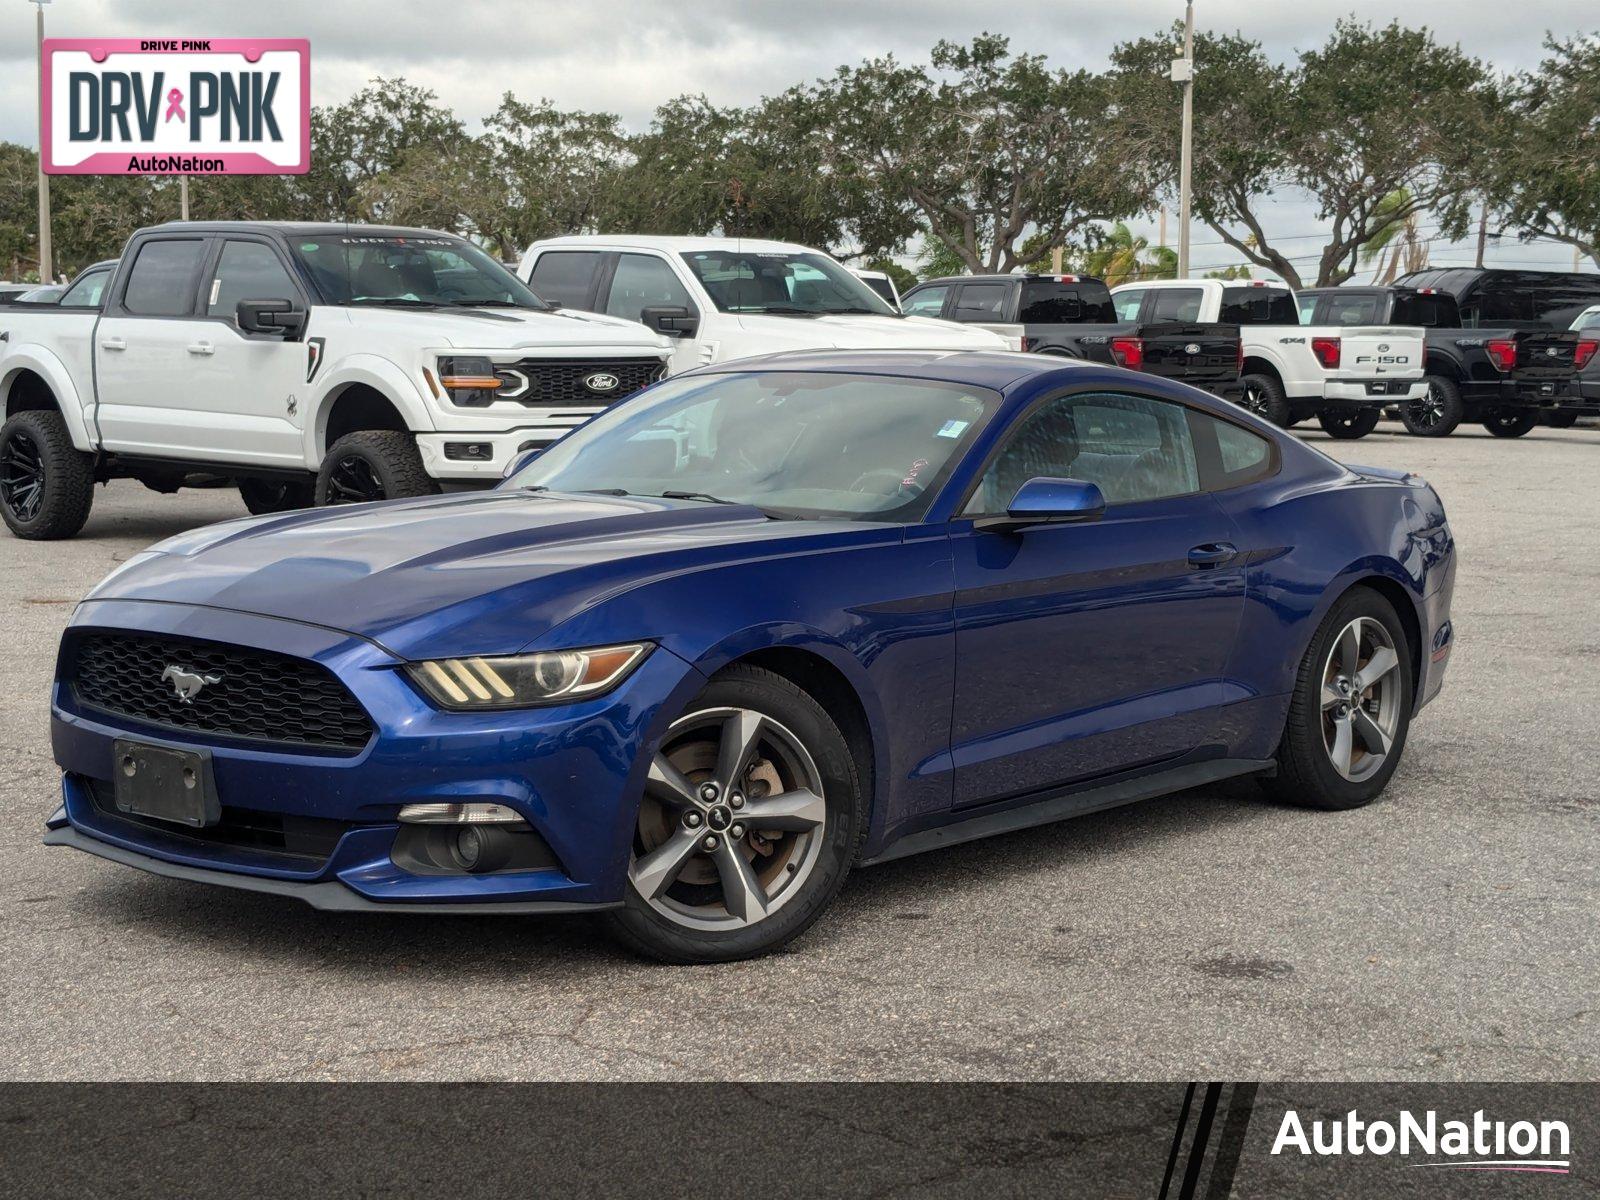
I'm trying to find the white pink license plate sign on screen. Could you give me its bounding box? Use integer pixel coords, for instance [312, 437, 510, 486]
[41, 38, 309, 175]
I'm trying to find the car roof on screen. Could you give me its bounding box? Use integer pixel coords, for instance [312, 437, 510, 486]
[686, 347, 1097, 390]
[529, 234, 831, 256]
[136, 221, 463, 240]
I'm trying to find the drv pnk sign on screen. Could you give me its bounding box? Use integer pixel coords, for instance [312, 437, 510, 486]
[41, 39, 309, 175]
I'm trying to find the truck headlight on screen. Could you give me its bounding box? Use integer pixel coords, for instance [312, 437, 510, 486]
[436, 355, 502, 407]
[405, 643, 651, 709]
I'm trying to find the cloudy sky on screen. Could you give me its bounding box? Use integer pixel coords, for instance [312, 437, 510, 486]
[5, 0, 1596, 276]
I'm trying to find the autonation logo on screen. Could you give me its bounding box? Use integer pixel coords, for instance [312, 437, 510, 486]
[1272, 1108, 1571, 1174]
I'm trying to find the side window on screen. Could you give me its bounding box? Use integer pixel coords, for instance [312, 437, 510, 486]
[527, 251, 602, 310]
[1112, 290, 1145, 322]
[603, 254, 692, 323]
[121, 239, 206, 316]
[60, 268, 111, 308]
[951, 283, 1010, 320]
[1296, 294, 1319, 324]
[1200, 413, 1275, 488]
[902, 285, 950, 318]
[965, 392, 1199, 513]
[1148, 288, 1205, 322]
[207, 241, 299, 318]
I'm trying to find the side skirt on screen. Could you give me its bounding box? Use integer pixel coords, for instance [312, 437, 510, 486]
[860, 756, 1276, 867]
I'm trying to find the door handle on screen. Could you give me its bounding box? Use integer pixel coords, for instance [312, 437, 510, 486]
[100, 337, 126, 351]
[1187, 542, 1238, 569]
[187, 341, 214, 356]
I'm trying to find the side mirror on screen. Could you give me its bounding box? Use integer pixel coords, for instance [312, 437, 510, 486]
[640, 304, 698, 339]
[236, 297, 306, 339]
[975, 477, 1105, 533]
[501, 446, 542, 480]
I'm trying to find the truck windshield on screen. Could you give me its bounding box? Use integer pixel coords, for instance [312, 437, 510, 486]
[292, 235, 547, 310]
[680, 250, 897, 316]
[507, 371, 996, 522]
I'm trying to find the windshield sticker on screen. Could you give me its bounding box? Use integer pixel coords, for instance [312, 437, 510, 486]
[936, 419, 970, 439]
[901, 458, 930, 488]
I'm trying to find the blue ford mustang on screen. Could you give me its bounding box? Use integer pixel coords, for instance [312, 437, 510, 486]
[44, 351, 1455, 962]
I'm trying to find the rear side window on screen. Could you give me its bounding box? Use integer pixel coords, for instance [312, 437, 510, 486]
[1148, 288, 1204, 322]
[902, 284, 949, 317]
[527, 251, 602, 309]
[121, 239, 206, 316]
[951, 283, 1011, 320]
[208, 241, 299, 317]
[1019, 280, 1115, 323]
[1220, 287, 1298, 325]
[1202, 415, 1274, 488]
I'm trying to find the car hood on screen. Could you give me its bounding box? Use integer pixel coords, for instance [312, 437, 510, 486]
[86, 491, 890, 660]
[326, 304, 672, 353]
[732, 312, 1009, 350]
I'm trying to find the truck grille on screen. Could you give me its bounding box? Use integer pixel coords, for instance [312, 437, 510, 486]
[67, 633, 374, 754]
[459, 358, 667, 409]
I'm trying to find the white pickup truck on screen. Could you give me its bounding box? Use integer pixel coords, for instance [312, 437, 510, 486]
[0, 221, 671, 539]
[1110, 279, 1427, 437]
[518, 235, 1010, 375]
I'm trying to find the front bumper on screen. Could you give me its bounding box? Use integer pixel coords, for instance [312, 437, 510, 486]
[416, 426, 588, 482]
[45, 600, 703, 912]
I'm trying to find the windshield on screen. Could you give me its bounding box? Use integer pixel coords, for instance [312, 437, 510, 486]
[292, 234, 547, 309]
[507, 371, 997, 521]
[680, 250, 898, 316]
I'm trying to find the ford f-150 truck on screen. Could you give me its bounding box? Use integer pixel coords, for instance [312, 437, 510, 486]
[1110, 279, 1428, 437]
[901, 272, 1244, 398]
[0, 222, 672, 539]
[1297, 285, 1586, 438]
[518, 235, 1010, 374]
[1565, 305, 1600, 425]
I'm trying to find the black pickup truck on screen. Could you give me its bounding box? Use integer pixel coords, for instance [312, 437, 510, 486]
[902, 273, 1243, 398]
[1297, 285, 1586, 438]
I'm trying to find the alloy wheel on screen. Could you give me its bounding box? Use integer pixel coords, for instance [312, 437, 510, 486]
[629, 706, 828, 931]
[1240, 383, 1269, 417]
[0, 429, 44, 522]
[324, 455, 386, 504]
[1407, 383, 1446, 429]
[1320, 616, 1402, 782]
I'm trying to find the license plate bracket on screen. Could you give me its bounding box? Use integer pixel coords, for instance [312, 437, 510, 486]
[111, 740, 220, 828]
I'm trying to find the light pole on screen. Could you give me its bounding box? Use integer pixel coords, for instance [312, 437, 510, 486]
[1171, 1, 1195, 278]
[30, 0, 52, 282]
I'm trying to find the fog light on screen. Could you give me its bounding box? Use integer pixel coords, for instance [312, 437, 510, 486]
[397, 802, 525, 825]
[451, 825, 513, 874]
[443, 442, 493, 461]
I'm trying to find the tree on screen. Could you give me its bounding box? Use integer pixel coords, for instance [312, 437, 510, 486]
[820, 35, 1153, 273]
[1111, 21, 1493, 287]
[1487, 35, 1600, 267]
[1360, 189, 1430, 282]
[1075, 221, 1177, 285]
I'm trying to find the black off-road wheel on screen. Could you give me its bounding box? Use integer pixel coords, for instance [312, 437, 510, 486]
[315, 430, 437, 505]
[1317, 408, 1382, 440]
[0, 410, 95, 540]
[239, 477, 315, 515]
[605, 664, 866, 964]
[1400, 377, 1464, 437]
[1238, 373, 1293, 427]
[1482, 412, 1538, 439]
[1259, 587, 1413, 811]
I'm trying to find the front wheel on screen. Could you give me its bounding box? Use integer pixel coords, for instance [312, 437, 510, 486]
[1259, 587, 1413, 811]
[1483, 412, 1538, 439]
[1400, 377, 1464, 437]
[315, 430, 438, 505]
[0, 409, 95, 540]
[605, 665, 865, 963]
[239, 477, 315, 515]
[1317, 408, 1382, 440]
[1238, 373, 1292, 426]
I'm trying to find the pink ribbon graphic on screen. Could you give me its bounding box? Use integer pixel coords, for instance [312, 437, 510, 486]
[164, 88, 185, 123]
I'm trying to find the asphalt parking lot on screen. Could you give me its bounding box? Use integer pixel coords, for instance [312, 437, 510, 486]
[3, 422, 1597, 1082]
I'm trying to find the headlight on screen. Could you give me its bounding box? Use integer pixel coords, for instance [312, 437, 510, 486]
[405, 643, 651, 709]
[435, 355, 503, 407]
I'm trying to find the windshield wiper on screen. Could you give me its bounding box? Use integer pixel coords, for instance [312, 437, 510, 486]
[826, 306, 904, 318]
[449, 299, 541, 309]
[349, 297, 446, 309]
[657, 490, 736, 504]
[727, 304, 821, 317]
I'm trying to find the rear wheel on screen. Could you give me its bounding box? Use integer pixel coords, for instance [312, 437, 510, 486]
[0, 410, 94, 540]
[605, 665, 865, 963]
[1483, 412, 1538, 438]
[1317, 408, 1382, 440]
[315, 430, 437, 505]
[1238, 373, 1292, 426]
[1259, 588, 1412, 811]
[239, 477, 315, 515]
[1400, 376, 1464, 437]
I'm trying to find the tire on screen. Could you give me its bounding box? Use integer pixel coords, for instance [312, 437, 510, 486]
[1317, 408, 1382, 439]
[1545, 411, 1578, 429]
[1483, 412, 1538, 439]
[315, 430, 437, 505]
[238, 477, 315, 515]
[605, 664, 866, 964]
[1258, 587, 1413, 811]
[1238, 373, 1292, 427]
[0, 409, 94, 540]
[1400, 376, 1464, 437]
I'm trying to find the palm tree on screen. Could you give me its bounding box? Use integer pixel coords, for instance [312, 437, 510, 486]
[1081, 222, 1175, 286]
[1360, 189, 1429, 284]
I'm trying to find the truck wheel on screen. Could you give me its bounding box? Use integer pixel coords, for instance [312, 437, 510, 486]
[1400, 377, 1463, 437]
[0, 410, 95, 540]
[1317, 409, 1382, 439]
[1544, 411, 1578, 429]
[239, 478, 315, 515]
[315, 431, 438, 505]
[1483, 412, 1538, 439]
[1239, 373, 1292, 426]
